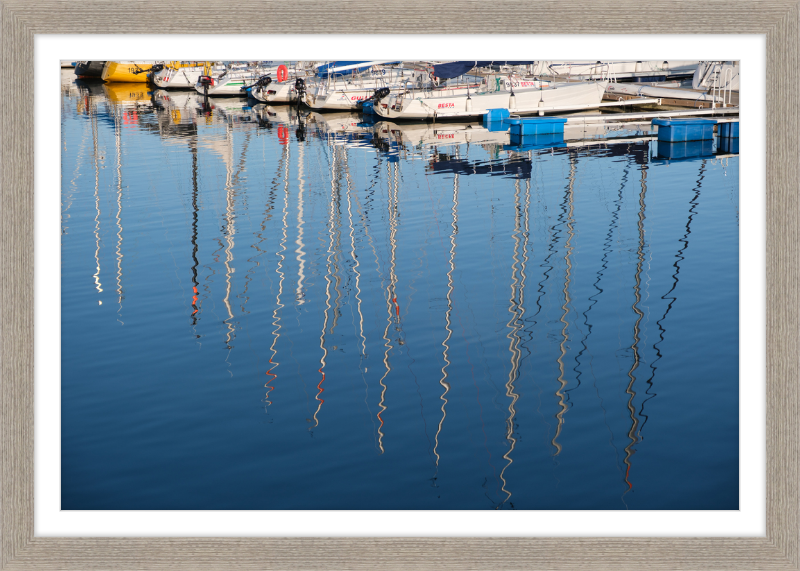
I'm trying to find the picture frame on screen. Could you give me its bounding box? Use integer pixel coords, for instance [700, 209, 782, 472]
[2, 1, 797, 568]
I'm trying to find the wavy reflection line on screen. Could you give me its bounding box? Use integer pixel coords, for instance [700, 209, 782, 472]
[189, 140, 201, 326]
[265, 144, 291, 406]
[91, 110, 103, 301]
[295, 141, 306, 305]
[113, 107, 125, 324]
[221, 130, 252, 350]
[639, 161, 707, 436]
[353, 159, 388, 452]
[62, 109, 91, 237]
[622, 162, 648, 499]
[519, 153, 554, 445]
[326, 147, 346, 339]
[343, 149, 376, 433]
[578, 155, 632, 479]
[499, 176, 524, 506]
[313, 143, 339, 429]
[433, 168, 457, 472]
[552, 154, 577, 457]
[221, 127, 237, 349]
[376, 160, 401, 453]
[392, 160, 432, 463]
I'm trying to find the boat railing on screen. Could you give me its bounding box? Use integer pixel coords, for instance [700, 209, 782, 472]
[711, 65, 733, 108]
[602, 63, 619, 84]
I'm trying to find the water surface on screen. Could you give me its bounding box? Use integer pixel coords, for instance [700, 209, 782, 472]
[61, 72, 739, 510]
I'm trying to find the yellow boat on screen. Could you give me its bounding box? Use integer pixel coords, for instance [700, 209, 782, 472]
[101, 61, 160, 83]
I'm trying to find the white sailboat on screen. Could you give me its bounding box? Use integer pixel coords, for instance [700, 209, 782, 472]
[534, 60, 700, 80]
[250, 80, 299, 104]
[152, 62, 225, 89]
[605, 82, 724, 103]
[195, 63, 278, 96]
[374, 80, 608, 120]
[302, 62, 434, 110]
[248, 61, 321, 104]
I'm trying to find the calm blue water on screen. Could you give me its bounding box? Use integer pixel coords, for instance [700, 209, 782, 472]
[61, 72, 739, 510]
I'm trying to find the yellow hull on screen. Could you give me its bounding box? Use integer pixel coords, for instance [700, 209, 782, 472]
[101, 61, 154, 83]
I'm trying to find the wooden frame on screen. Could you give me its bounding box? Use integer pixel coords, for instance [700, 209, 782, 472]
[2, 2, 797, 569]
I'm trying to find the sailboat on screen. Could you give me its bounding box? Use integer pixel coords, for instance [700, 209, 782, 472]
[374, 79, 608, 120]
[195, 62, 281, 96]
[248, 61, 321, 104]
[152, 62, 224, 89]
[302, 63, 433, 111]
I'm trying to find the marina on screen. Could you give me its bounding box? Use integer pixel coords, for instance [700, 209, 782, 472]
[60, 60, 739, 510]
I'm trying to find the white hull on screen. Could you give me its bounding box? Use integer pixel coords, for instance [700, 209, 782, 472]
[305, 84, 418, 110]
[153, 66, 222, 89]
[195, 66, 278, 96]
[606, 83, 723, 102]
[534, 60, 700, 78]
[250, 81, 297, 103]
[374, 81, 608, 120]
[692, 62, 740, 91]
[303, 66, 432, 110]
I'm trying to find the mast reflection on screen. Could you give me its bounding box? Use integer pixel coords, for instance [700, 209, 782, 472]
[552, 154, 577, 456]
[265, 143, 291, 406]
[623, 162, 648, 497]
[91, 108, 103, 302]
[639, 161, 707, 436]
[433, 163, 458, 473]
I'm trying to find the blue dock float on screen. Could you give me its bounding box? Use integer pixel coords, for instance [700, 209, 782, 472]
[484, 108, 511, 123]
[506, 117, 568, 136]
[718, 136, 739, 154]
[505, 132, 565, 151]
[718, 121, 739, 138]
[652, 118, 717, 142]
[656, 139, 714, 160]
[483, 108, 510, 132]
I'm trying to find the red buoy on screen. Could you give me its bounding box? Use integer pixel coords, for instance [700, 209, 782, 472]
[277, 64, 288, 83]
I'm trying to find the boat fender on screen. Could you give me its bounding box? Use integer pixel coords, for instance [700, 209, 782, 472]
[277, 64, 288, 82]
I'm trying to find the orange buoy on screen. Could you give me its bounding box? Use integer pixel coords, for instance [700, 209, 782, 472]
[277, 64, 288, 83]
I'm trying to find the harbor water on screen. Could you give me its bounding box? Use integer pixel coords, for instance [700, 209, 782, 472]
[61, 72, 739, 510]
